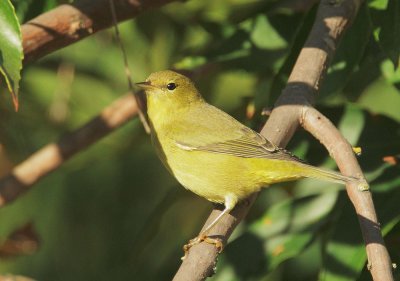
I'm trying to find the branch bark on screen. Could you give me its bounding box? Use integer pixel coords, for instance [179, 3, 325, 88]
[22, 0, 176, 63]
[0, 94, 138, 206]
[301, 107, 392, 280]
[174, 0, 394, 280]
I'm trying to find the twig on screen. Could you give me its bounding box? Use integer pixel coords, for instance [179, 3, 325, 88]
[302, 107, 393, 280]
[108, 0, 151, 133]
[0, 94, 138, 207]
[174, 0, 393, 280]
[22, 0, 176, 63]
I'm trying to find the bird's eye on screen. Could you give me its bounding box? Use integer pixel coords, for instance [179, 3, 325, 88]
[167, 83, 176, 91]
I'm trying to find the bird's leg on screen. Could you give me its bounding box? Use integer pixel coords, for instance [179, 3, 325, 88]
[182, 195, 237, 259]
[182, 207, 230, 259]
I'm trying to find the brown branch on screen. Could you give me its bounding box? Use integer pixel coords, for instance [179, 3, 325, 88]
[174, 0, 393, 281]
[22, 0, 176, 63]
[302, 107, 393, 280]
[0, 94, 138, 206]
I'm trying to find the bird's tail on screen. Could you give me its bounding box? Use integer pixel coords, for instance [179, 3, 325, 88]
[297, 163, 369, 191]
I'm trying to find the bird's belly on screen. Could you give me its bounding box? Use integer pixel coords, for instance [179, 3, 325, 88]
[166, 150, 263, 204]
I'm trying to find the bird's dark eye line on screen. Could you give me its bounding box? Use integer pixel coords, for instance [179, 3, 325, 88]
[167, 82, 177, 91]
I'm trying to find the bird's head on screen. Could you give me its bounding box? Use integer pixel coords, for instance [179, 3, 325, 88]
[136, 70, 202, 108]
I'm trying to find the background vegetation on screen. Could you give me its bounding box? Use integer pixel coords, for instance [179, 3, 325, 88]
[0, 0, 399, 280]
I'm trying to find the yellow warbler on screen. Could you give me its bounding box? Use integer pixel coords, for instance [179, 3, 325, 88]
[137, 70, 366, 252]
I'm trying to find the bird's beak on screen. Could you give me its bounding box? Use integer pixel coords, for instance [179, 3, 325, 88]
[136, 81, 157, 90]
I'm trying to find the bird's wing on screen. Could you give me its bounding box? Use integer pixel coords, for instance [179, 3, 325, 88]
[174, 105, 305, 163]
[176, 128, 304, 162]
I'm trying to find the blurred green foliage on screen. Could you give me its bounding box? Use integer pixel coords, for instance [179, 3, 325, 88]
[0, 0, 23, 109]
[0, 0, 400, 280]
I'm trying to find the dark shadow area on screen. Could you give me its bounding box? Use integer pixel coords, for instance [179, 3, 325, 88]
[225, 232, 268, 279]
[0, 174, 28, 205]
[322, 251, 361, 279]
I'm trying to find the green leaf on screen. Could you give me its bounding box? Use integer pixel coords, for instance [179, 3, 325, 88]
[369, 0, 388, 10]
[251, 14, 287, 50]
[251, 192, 338, 236]
[357, 77, 400, 122]
[369, 0, 400, 68]
[381, 58, 400, 89]
[0, 0, 23, 110]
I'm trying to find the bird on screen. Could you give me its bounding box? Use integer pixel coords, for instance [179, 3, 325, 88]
[136, 70, 367, 256]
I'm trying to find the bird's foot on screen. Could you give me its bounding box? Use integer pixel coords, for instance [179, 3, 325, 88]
[181, 234, 223, 260]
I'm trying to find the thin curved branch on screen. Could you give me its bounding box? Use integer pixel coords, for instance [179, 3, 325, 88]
[22, 0, 176, 63]
[301, 107, 393, 280]
[174, 0, 393, 280]
[0, 94, 138, 206]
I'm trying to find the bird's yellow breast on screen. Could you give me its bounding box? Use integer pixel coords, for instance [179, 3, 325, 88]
[158, 137, 264, 203]
[151, 131, 305, 203]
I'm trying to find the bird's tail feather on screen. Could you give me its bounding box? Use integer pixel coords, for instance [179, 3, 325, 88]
[299, 164, 369, 191]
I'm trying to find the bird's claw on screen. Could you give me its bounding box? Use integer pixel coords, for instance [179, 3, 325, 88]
[203, 236, 224, 253]
[181, 234, 223, 260]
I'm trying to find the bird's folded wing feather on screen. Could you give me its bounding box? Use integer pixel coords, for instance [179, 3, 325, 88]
[174, 104, 305, 163]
